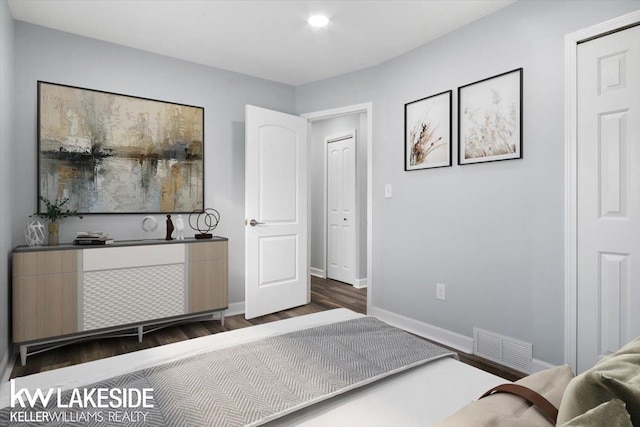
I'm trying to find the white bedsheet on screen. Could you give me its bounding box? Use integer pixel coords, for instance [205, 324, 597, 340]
[0, 309, 506, 425]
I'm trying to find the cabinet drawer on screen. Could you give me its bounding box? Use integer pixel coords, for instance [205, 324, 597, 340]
[83, 244, 185, 271]
[13, 250, 77, 277]
[189, 241, 227, 262]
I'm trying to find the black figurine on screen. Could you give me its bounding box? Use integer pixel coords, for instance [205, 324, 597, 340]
[166, 214, 174, 240]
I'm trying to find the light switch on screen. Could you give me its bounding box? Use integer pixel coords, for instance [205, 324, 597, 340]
[385, 184, 392, 198]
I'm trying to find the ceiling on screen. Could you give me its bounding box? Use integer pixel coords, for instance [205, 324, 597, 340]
[8, 0, 516, 86]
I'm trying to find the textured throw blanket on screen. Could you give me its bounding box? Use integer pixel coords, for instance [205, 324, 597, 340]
[1, 317, 455, 426]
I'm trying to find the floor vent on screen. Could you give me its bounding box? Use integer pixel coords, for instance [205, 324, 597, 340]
[473, 328, 532, 373]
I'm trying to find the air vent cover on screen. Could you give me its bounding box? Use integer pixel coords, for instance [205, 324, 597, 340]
[473, 327, 532, 373]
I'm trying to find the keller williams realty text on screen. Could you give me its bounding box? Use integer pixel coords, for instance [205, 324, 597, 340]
[10, 410, 150, 423]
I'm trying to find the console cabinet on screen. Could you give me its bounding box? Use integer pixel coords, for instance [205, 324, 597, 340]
[12, 238, 228, 364]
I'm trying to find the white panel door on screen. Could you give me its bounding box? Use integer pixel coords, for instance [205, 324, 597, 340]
[327, 134, 356, 285]
[245, 105, 309, 319]
[577, 25, 640, 373]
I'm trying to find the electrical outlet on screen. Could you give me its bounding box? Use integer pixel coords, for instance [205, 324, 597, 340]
[436, 283, 446, 301]
[384, 184, 392, 198]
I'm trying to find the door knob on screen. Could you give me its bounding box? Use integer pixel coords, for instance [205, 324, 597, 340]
[248, 219, 265, 227]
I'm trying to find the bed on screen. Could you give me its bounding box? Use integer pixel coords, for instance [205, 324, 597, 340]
[0, 309, 506, 426]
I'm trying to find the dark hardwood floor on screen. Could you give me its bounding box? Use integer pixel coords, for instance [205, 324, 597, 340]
[10, 276, 523, 381]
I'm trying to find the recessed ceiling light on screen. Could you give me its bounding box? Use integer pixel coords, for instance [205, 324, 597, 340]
[308, 14, 329, 28]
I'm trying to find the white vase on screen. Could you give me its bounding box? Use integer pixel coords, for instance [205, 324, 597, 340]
[25, 220, 46, 246]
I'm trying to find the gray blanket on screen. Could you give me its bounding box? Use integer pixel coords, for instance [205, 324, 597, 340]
[1, 317, 456, 426]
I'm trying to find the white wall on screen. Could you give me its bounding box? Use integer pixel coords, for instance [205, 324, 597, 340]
[0, 0, 14, 373]
[296, 0, 640, 365]
[309, 114, 367, 280]
[12, 22, 296, 306]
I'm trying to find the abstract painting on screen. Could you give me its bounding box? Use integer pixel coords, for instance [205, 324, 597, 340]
[38, 81, 204, 214]
[404, 90, 452, 170]
[458, 68, 523, 165]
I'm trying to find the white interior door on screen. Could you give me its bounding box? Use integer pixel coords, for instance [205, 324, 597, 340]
[326, 132, 356, 285]
[245, 105, 309, 319]
[577, 25, 640, 373]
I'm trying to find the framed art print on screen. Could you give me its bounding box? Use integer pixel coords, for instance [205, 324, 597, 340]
[404, 90, 452, 170]
[458, 68, 523, 165]
[38, 81, 205, 214]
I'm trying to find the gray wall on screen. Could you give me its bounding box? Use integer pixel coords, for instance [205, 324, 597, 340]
[296, 0, 640, 365]
[0, 0, 14, 373]
[309, 113, 367, 280]
[12, 22, 296, 305]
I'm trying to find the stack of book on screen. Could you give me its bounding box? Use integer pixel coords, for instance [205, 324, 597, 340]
[73, 231, 114, 245]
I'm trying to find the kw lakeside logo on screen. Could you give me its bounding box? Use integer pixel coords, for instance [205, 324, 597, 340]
[9, 380, 154, 424]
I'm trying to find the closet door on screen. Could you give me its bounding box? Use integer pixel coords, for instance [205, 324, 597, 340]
[576, 25, 640, 373]
[326, 133, 357, 286]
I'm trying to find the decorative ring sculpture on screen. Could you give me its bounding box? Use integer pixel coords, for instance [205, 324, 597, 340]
[189, 208, 220, 239]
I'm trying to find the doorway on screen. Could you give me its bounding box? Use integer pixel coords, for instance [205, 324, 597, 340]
[302, 103, 373, 313]
[565, 11, 640, 373]
[307, 114, 366, 288]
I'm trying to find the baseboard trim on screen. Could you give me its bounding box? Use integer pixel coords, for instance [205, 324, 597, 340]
[310, 268, 326, 278]
[0, 349, 14, 384]
[226, 301, 245, 317]
[354, 278, 367, 289]
[371, 307, 556, 374]
[370, 307, 474, 354]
